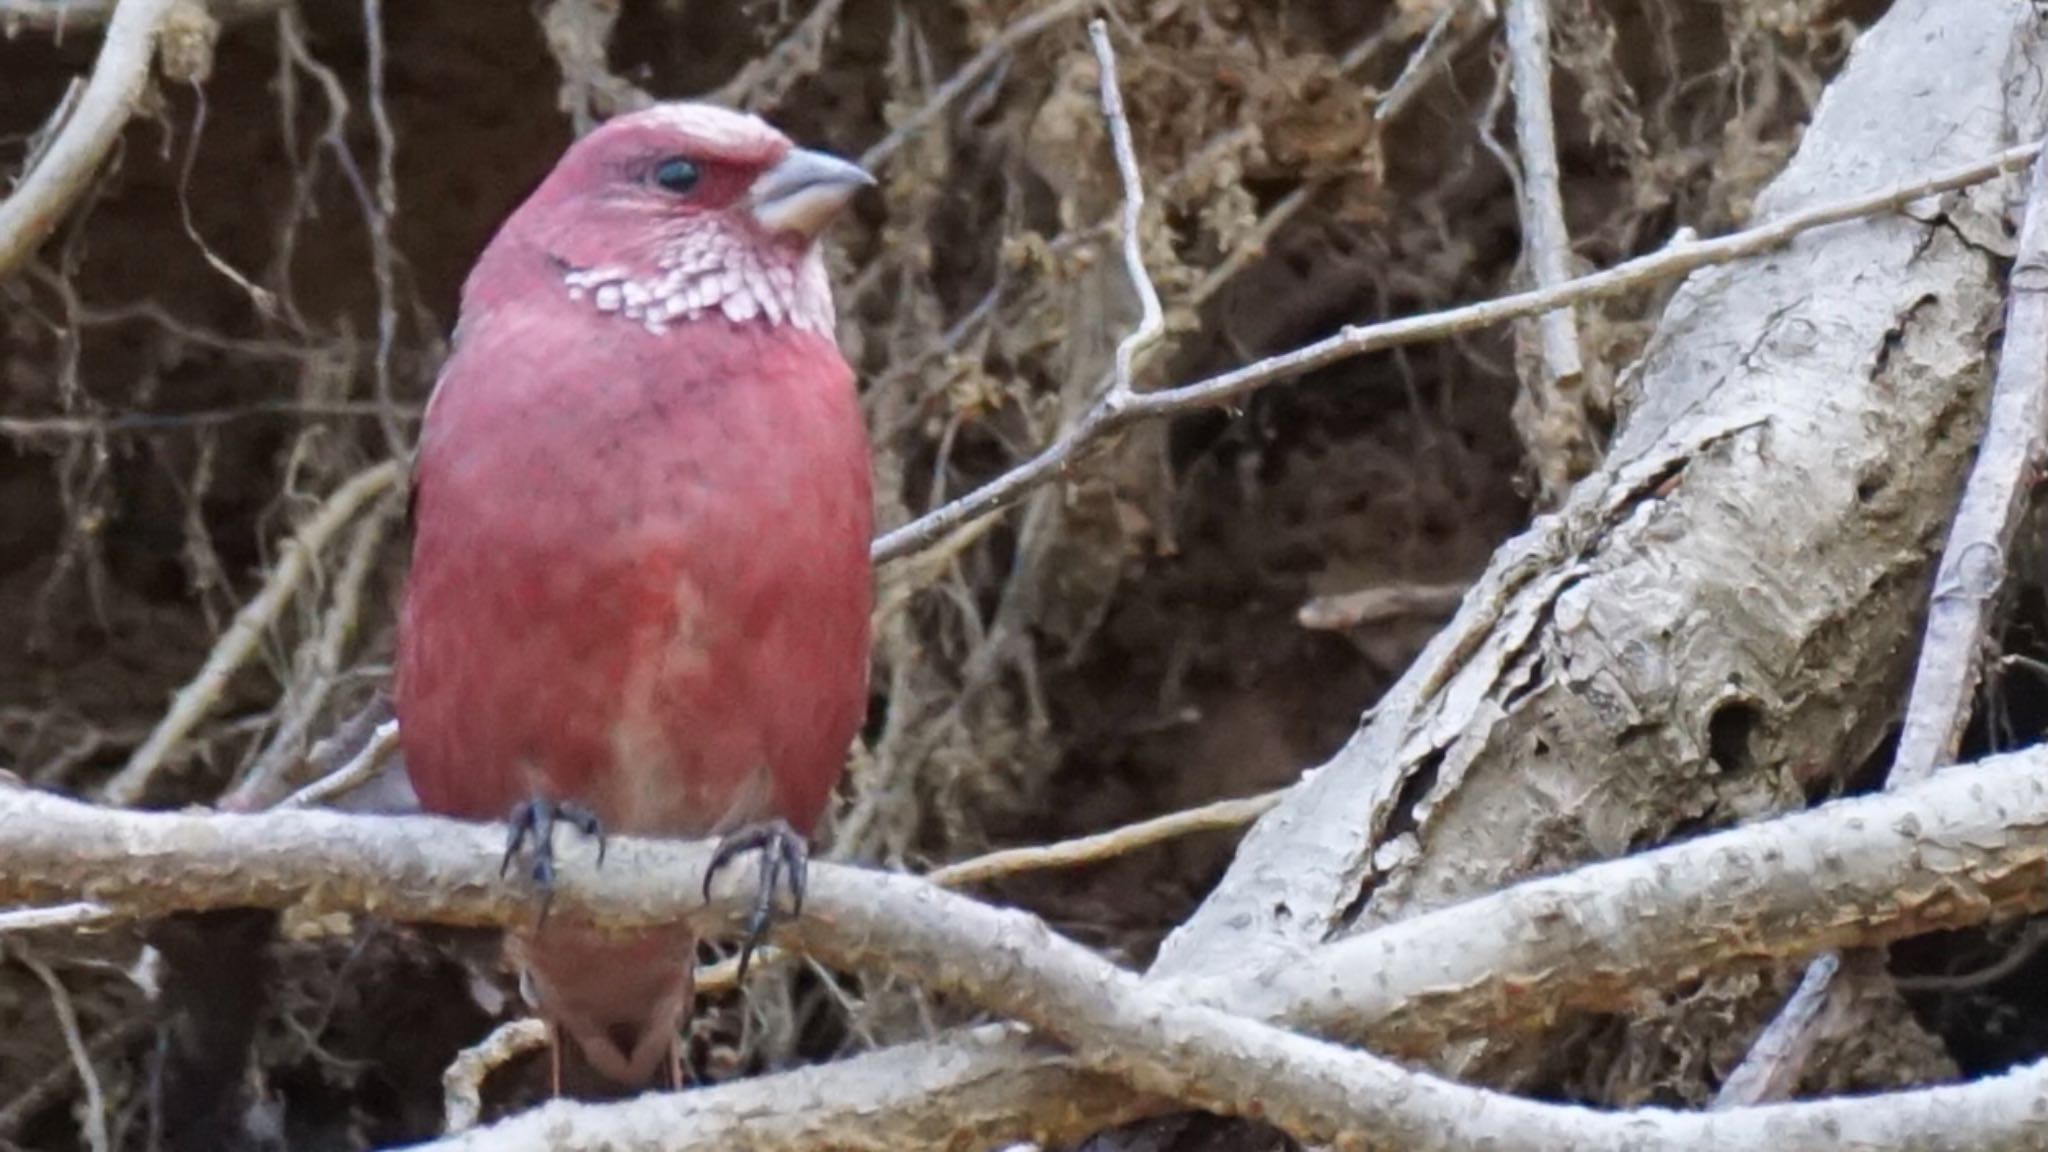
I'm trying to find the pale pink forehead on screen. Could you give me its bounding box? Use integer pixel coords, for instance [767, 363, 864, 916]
[623, 103, 789, 156]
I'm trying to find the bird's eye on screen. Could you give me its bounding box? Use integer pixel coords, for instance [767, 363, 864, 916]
[652, 157, 701, 195]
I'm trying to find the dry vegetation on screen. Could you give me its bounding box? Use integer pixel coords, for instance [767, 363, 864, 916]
[4, 0, 2048, 1150]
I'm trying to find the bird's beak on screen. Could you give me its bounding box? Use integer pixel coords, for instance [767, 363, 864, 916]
[748, 147, 874, 238]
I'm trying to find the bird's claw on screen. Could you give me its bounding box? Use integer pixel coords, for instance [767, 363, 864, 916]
[702, 819, 808, 985]
[503, 797, 608, 924]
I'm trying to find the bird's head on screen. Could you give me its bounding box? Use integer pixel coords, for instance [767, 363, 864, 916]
[479, 102, 873, 338]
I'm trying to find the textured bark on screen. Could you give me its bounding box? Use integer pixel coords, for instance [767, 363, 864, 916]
[6, 745, 2048, 1150]
[1156, 0, 2045, 996]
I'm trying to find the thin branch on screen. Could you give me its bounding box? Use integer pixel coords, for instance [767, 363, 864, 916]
[0, 0, 181, 275]
[1502, 0, 1578, 378]
[1892, 143, 2048, 784]
[859, 0, 1089, 172]
[1375, 0, 1481, 120]
[0, 401, 411, 439]
[1716, 139, 2048, 1109]
[710, 0, 852, 112]
[4, 747, 2048, 1150]
[278, 719, 399, 810]
[428, 1023, 1121, 1152]
[234, 495, 401, 805]
[1297, 581, 1469, 630]
[12, 949, 109, 1152]
[443, 1018, 547, 1134]
[221, 689, 395, 812]
[1711, 952, 1843, 1108]
[1502, 0, 1588, 502]
[871, 138, 2044, 565]
[360, 0, 407, 458]
[1087, 17, 1164, 410]
[0, 902, 119, 933]
[1893, 919, 2048, 993]
[101, 460, 405, 806]
[927, 788, 1284, 888]
[0, 1017, 149, 1143]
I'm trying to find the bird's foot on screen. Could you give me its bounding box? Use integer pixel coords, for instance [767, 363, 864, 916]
[701, 818, 807, 985]
[502, 796, 607, 923]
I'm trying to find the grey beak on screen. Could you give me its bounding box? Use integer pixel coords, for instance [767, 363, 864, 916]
[748, 147, 874, 238]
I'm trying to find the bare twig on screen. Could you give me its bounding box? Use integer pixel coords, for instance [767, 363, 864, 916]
[872, 139, 2043, 565]
[928, 788, 1284, 889]
[860, 0, 1089, 172]
[1502, 0, 1588, 502]
[4, 747, 2047, 1151]
[0, 400, 407, 440]
[277, 719, 399, 810]
[173, 78, 276, 311]
[1892, 146, 2048, 784]
[101, 460, 405, 806]
[234, 496, 401, 805]
[0, 0, 181, 275]
[1708, 952, 1843, 1108]
[359, 0, 408, 458]
[0, 902, 119, 933]
[1376, 0, 1483, 120]
[1087, 18, 1164, 409]
[710, 0, 852, 112]
[1297, 581, 1470, 630]
[1716, 140, 2048, 1109]
[0, 1017, 149, 1142]
[1893, 920, 2048, 993]
[222, 689, 395, 812]
[442, 1018, 547, 1133]
[12, 949, 109, 1152]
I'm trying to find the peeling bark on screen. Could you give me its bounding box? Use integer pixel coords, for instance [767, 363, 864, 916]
[1157, 0, 2046, 1003]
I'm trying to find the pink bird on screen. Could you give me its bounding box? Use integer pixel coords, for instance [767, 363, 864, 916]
[396, 103, 874, 1090]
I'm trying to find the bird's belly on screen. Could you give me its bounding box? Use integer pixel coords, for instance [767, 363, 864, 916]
[399, 503, 868, 840]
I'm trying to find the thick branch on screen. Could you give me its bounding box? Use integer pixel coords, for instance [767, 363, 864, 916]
[5, 747, 2047, 1150]
[433, 747, 2048, 1151]
[1153, 0, 2039, 1008]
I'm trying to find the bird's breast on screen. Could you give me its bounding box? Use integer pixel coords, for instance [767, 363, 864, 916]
[398, 318, 873, 839]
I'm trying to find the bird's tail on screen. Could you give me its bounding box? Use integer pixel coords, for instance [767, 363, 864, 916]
[508, 922, 697, 1092]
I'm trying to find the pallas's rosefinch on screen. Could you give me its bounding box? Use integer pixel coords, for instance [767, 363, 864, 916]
[396, 103, 874, 1089]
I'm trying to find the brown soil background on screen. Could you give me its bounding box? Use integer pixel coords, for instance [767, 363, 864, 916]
[6, 2, 2045, 1149]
